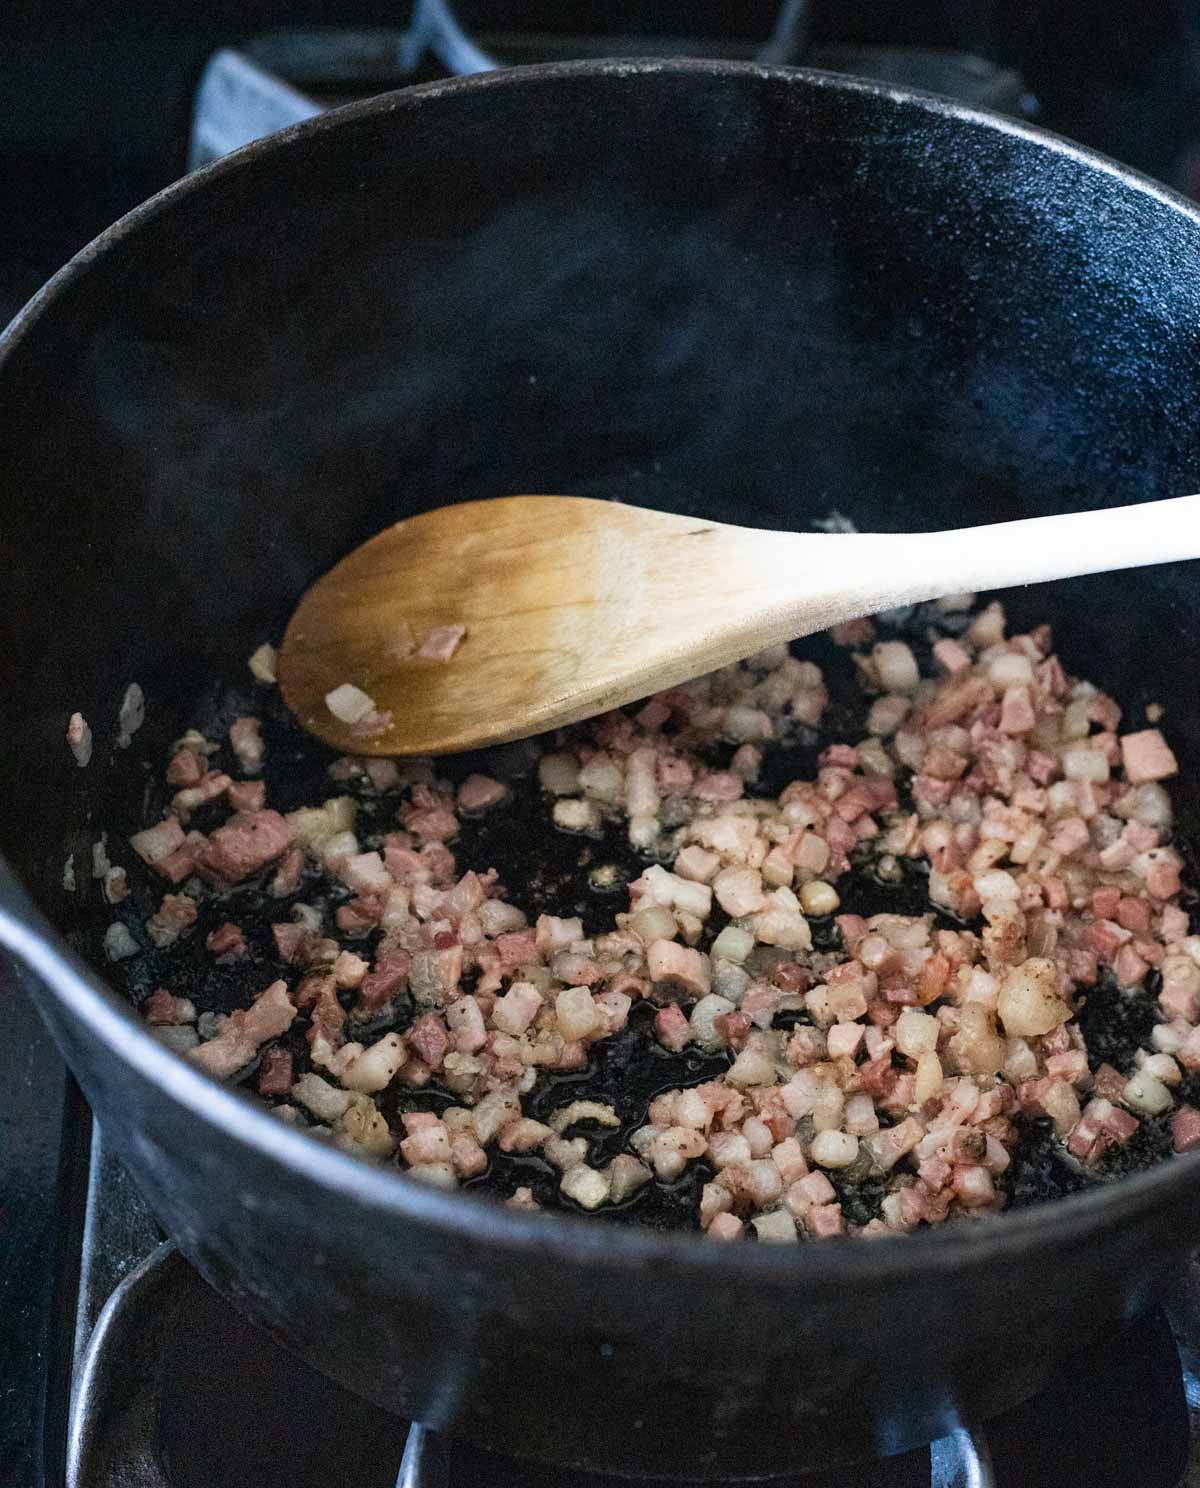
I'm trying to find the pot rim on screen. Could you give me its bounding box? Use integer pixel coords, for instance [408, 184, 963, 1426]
[3, 56, 1199, 1283]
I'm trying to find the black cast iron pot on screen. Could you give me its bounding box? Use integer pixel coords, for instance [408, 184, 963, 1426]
[2, 60, 1200, 1480]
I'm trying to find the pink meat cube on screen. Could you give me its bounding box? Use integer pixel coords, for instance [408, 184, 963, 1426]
[1159, 979, 1200, 1025]
[656, 753, 694, 793]
[457, 774, 508, 813]
[142, 989, 192, 1025]
[1067, 1105, 1108, 1164]
[206, 921, 247, 960]
[713, 1011, 752, 1049]
[1172, 1106, 1200, 1154]
[1086, 919, 1130, 961]
[1114, 944, 1149, 987]
[335, 897, 383, 934]
[498, 1119, 555, 1153]
[130, 816, 185, 866]
[1115, 896, 1152, 934]
[647, 940, 710, 998]
[834, 785, 876, 822]
[271, 922, 309, 964]
[835, 914, 868, 950]
[226, 779, 266, 813]
[1042, 878, 1069, 911]
[257, 1046, 294, 1097]
[420, 842, 456, 881]
[400, 1122, 452, 1166]
[152, 837, 205, 885]
[1026, 751, 1058, 785]
[1044, 1050, 1088, 1085]
[654, 1004, 691, 1052]
[418, 625, 467, 662]
[858, 1056, 897, 1100]
[918, 1156, 953, 1192]
[166, 748, 205, 787]
[495, 929, 538, 969]
[826, 1022, 865, 1059]
[1135, 938, 1165, 967]
[384, 845, 430, 884]
[445, 995, 488, 1053]
[1146, 861, 1182, 900]
[450, 1133, 488, 1178]
[491, 982, 543, 1036]
[172, 772, 232, 817]
[808, 1204, 845, 1238]
[1091, 886, 1121, 920]
[820, 745, 861, 770]
[1091, 1064, 1128, 1103]
[1101, 1105, 1139, 1145]
[829, 617, 875, 647]
[340, 851, 393, 895]
[770, 1138, 809, 1186]
[270, 847, 305, 898]
[189, 980, 296, 1079]
[932, 639, 971, 674]
[999, 686, 1036, 735]
[691, 771, 744, 802]
[636, 699, 671, 730]
[1017, 1077, 1051, 1114]
[357, 950, 412, 1011]
[787, 1172, 837, 1211]
[740, 982, 782, 1029]
[409, 1013, 450, 1072]
[953, 1165, 995, 1207]
[707, 1213, 745, 1241]
[674, 845, 720, 883]
[1120, 729, 1179, 785]
[229, 716, 265, 773]
[199, 810, 292, 883]
[406, 808, 459, 846]
[912, 774, 953, 811]
[1050, 817, 1090, 856]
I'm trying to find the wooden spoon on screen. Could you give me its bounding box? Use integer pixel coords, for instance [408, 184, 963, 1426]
[277, 493, 1200, 757]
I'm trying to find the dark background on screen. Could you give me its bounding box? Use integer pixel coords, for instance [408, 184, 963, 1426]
[2, 0, 1200, 291]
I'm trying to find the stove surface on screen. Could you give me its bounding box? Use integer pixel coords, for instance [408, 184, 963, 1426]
[62, 1130, 1199, 1488]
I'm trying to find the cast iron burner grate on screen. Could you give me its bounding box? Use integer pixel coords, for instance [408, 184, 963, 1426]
[65, 1129, 1199, 1488]
[187, 0, 1034, 171]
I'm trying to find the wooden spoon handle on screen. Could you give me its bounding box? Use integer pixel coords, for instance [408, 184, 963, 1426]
[805, 493, 1200, 619]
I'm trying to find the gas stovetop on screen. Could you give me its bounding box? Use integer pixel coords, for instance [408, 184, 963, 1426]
[44, 1123, 1200, 1488]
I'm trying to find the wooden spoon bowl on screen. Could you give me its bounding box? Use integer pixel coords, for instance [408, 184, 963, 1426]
[278, 492, 1200, 757]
